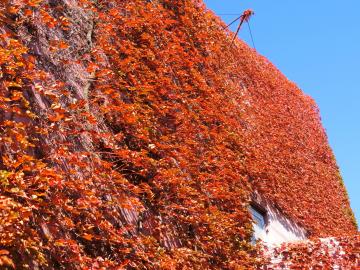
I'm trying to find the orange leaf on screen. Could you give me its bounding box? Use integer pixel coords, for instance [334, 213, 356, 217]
[0, 250, 9, 256]
[48, 113, 65, 122]
[82, 233, 94, 241]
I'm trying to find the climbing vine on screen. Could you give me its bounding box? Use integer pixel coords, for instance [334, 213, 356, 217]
[0, 0, 357, 269]
[265, 235, 359, 269]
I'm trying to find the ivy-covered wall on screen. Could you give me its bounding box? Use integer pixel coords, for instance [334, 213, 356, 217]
[0, 0, 357, 268]
[265, 235, 359, 269]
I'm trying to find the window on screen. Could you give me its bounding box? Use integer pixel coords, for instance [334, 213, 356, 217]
[250, 204, 267, 243]
[249, 197, 308, 244]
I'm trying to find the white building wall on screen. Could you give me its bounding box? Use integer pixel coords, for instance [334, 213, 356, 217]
[262, 205, 307, 245]
[252, 193, 307, 245]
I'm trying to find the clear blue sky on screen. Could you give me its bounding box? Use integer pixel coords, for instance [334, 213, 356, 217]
[204, 0, 360, 226]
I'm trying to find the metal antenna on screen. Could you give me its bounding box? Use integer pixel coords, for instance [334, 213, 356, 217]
[222, 15, 242, 30]
[220, 10, 256, 48]
[246, 21, 256, 50]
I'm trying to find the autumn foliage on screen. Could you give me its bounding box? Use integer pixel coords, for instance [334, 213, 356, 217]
[265, 235, 359, 269]
[0, 0, 358, 269]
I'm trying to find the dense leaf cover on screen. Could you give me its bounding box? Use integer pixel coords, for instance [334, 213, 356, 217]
[0, 0, 357, 268]
[265, 235, 360, 269]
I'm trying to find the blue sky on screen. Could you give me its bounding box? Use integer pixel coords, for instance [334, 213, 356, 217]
[204, 0, 360, 226]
